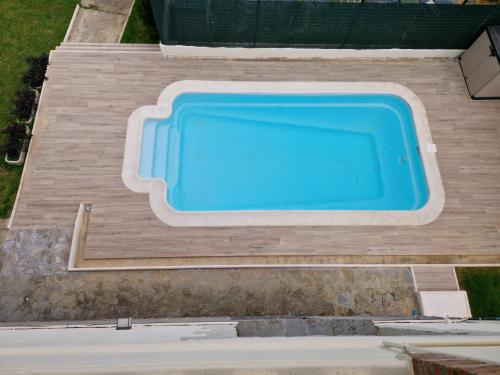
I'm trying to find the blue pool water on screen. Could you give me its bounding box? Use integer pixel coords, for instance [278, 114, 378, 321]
[139, 93, 428, 211]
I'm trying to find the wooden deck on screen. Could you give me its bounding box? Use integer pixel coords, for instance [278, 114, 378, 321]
[412, 266, 459, 291]
[11, 46, 500, 267]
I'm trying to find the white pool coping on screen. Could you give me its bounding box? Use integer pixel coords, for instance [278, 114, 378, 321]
[122, 81, 445, 227]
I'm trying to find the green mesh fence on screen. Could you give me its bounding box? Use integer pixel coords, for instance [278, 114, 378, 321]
[150, 0, 500, 49]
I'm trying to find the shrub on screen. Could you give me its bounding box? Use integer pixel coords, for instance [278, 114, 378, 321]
[12, 87, 36, 121]
[456, 267, 500, 318]
[1, 123, 28, 158]
[22, 53, 49, 89]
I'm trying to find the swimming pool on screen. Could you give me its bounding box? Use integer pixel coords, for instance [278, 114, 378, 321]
[122, 81, 444, 226]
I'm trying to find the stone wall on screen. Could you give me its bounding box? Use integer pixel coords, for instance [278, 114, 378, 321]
[410, 352, 500, 375]
[0, 228, 418, 322]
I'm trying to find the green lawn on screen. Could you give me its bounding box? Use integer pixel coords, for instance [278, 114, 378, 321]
[456, 267, 500, 318]
[121, 0, 159, 44]
[0, 0, 78, 218]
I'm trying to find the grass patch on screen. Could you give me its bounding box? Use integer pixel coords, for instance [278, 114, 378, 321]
[121, 0, 160, 44]
[456, 267, 500, 318]
[0, 0, 78, 218]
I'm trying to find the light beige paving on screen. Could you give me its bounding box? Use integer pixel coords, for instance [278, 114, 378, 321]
[11, 48, 500, 266]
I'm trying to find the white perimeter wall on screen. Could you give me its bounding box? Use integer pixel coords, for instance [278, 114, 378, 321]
[160, 44, 463, 60]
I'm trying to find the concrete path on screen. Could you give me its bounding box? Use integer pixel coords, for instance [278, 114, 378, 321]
[66, 0, 134, 43]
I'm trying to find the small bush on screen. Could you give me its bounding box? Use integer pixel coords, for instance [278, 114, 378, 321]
[121, 0, 160, 44]
[456, 267, 500, 318]
[12, 88, 36, 121]
[1, 123, 28, 158]
[22, 53, 49, 88]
